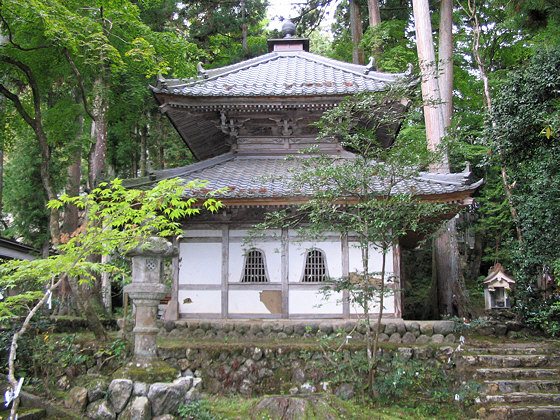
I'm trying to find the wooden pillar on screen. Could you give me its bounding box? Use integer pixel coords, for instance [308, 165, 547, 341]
[392, 243, 402, 318]
[342, 234, 350, 318]
[221, 224, 229, 318]
[281, 227, 289, 318]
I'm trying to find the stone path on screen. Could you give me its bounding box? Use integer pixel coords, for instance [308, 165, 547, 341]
[458, 342, 560, 419]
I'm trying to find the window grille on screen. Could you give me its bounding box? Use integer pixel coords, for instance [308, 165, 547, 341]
[241, 249, 269, 283]
[302, 249, 327, 282]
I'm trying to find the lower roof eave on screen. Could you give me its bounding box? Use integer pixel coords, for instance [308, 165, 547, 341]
[195, 190, 479, 208]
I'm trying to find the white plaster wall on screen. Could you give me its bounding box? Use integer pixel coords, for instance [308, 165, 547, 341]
[347, 243, 395, 316]
[229, 290, 278, 314]
[349, 293, 395, 315]
[179, 241, 222, 285]
[289, 289, 343, 314]
[178, 290, 221, 314]
[229, 229, 282, 283]
[288, 238, 342, 282]
[348, 242, 392, 275]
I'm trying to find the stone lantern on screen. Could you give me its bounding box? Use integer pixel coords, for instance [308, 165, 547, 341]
[124, 236, 176, 361]
[483, 264, 515, 310]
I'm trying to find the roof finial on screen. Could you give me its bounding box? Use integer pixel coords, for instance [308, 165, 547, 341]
[197, 62, 208, 79]
[282, 20, 296, 38]
[364, 56, 376, 74]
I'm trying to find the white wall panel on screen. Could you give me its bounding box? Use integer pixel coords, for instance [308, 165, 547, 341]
[288, 239, 342, 282]
[289, 289, 343, 314]
[179, 242, 222, 285]
[228, 232, 282, 282]
[178, 290, 221, 314]
[229, 290, 279, 314]
[348, 243, 393, 277]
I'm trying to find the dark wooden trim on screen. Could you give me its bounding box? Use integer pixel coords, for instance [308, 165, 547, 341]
[221, 224, 229, 318]
[392, 243, 402, 319]
[181, 237, 222, 243]
[179, 313, 222, 319]
[281, 227, 289, 318]
[227, 313, 283, 319]
[229, 283, 282, 290]
[178, 284, 221, 290]
[341, 233, 350, 318]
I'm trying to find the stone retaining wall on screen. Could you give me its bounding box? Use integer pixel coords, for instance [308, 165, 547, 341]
[158, 319, 460, 344]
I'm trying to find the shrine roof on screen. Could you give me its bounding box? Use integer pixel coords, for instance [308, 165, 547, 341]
[151, 51, 406, 98]
[125, 153, 483, 204]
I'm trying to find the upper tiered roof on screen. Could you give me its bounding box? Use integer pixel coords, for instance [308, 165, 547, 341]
[152, 51, 405, 98]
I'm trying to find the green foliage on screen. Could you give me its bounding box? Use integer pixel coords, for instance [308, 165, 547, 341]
[0, 178, 223, 320]
[373, 356, 480, 415]
[177, 400, 221, 420]
[485, 47, 560, 335]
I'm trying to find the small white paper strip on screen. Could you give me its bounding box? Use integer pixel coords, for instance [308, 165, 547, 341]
[46, 290, 52, 310]
[4, 377, 24, 407]
[459, 335, 465, 344]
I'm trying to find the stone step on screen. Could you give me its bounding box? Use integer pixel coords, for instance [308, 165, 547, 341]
[481, 405, 560, 420]
[465, 347, 544, 355]
[464, 354, 551, 368]
[484, 392, 560, 405]
[476, 368, 560, 380]
[0, 407, 46, 420]
[484, 380, 560, 394]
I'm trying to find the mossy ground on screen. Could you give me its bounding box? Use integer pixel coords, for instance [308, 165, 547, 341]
[202, 395, 470, 419]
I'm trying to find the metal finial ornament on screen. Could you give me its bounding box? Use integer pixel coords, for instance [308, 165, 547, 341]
[282, 20, 296, 38]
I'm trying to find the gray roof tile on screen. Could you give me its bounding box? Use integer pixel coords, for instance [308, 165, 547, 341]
[153, 51, 406, 97]
[128, 153, 482, 201]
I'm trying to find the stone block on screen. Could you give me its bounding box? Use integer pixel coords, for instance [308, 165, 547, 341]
[108, 379, 133, 413]
[119, 396, 151, 420]
[319, 323, 333, 335]
[433, 321, 455, 335]
[65, 386, 88, 412]
[148, 382, 187, 417]
[415, 334, 430, 344]
[396, 347, 413, 360]
[401, 332, 416, 344]
[377, 333, 389, 343]
[384, 323, 397, 335]
[86, 399, 116, 420]
[133, 382, 148, 397]
[419, 322, 434, 336]
[413, 346, 434, 360]
[431, 334, 444, 343]
[444, 333, 456, 344]
[388, 332, 402, 343]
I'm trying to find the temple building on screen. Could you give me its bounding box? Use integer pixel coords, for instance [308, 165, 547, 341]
[127, 23, 481, 320]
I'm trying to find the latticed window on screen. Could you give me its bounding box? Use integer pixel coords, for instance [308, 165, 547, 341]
[302, 249, 327, 282]
[241, 249, 269, 283]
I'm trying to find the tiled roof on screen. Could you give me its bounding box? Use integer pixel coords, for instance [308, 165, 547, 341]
[152, 51, 406, 97]
[126, 153, 483, 202]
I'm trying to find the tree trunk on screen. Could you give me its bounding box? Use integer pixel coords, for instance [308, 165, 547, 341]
[367, 0, 383, 70]
[438, 0, 453, 127]
[241, 0, 248, 56]
[349, 0, 365, 65]
[139, 123, 148, 176]
[89, 76, 109, 189]
[412, 0, 449, 172]
[62, 104, 83, 235]
[413, 0, 471, 317]
[367, 0, 381, 27]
